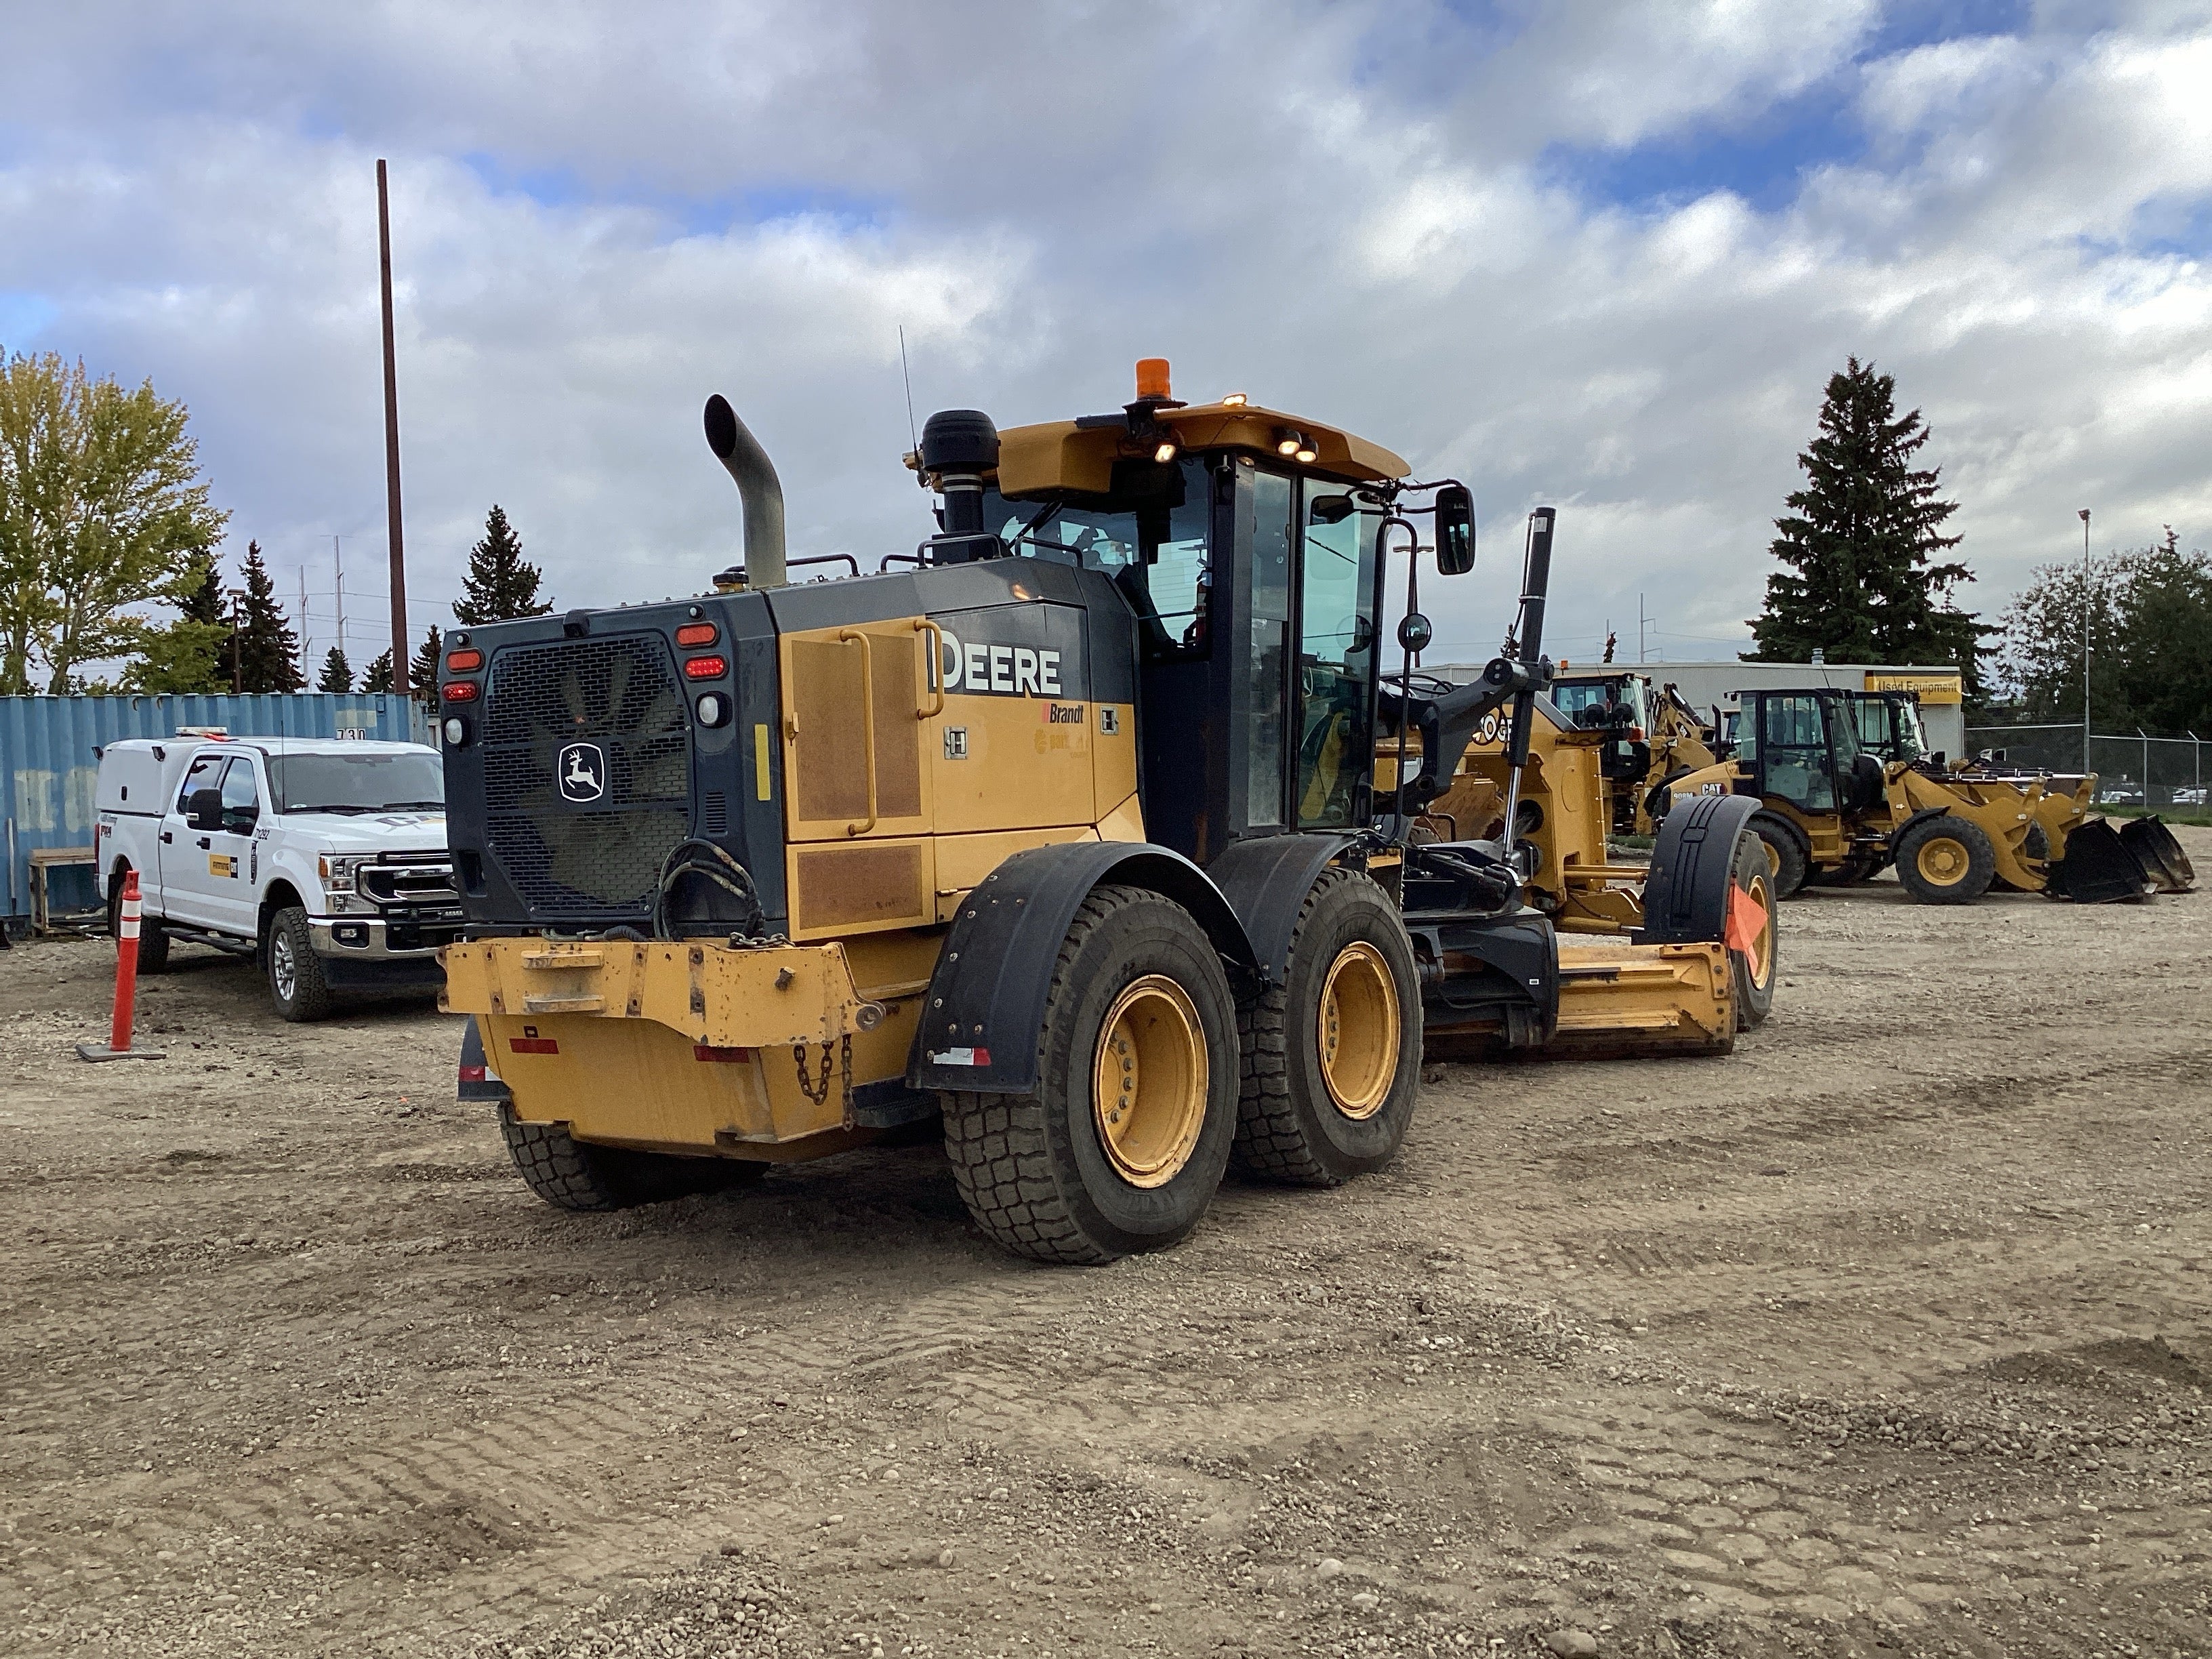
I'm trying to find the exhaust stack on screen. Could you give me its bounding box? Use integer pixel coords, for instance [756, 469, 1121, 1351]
[702, 394, 787, 590]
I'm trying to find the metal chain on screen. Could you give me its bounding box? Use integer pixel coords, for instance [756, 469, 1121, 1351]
[792, 1040, 834, 1107]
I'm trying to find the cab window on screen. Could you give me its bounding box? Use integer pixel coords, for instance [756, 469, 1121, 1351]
[1759, 695, 1835, 810]
[985, 456, 1212, 660]
[176, 752, 226, 813]
[218, 757, 262, 834]
[1295, 483, 1379, 828]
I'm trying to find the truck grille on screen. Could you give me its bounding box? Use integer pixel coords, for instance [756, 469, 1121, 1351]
[480, 634, 691, 916]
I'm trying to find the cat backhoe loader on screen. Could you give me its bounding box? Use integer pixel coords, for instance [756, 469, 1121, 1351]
[1548, 670, 1721, 835]
[436, 363, 1778, 1264]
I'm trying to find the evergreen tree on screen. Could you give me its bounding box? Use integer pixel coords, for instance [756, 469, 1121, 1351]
[1748, 358, 1990, 697]
[362, 649, 393, 693]
[409, 623, 443, 706]
[121, 553, 229, 693]
[317, 645, 353, 693]
[216, 540, 303, 693]
[453, 505, 551, 623]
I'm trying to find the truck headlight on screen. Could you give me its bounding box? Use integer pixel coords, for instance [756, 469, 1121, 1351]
[320, 854, 373, 893]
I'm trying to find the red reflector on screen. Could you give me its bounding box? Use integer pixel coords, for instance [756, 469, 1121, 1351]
[674, 622, 719, 648]
[443, 680, 480, 702]
[458, 1064, 487, 1082]
[973, 1046, 991, 1066]
[693, 1044, 754, 1063]
[445, 648, 483, 672]
[508, 1036, 558, 1054]
[683, 655, 729, 679]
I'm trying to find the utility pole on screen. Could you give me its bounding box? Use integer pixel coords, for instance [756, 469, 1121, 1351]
[1637, 593, 1647, 663]
[333, 536, 345, 662]
[2078, 508, 2091, 776]
[228, 589, 247, 694]
[377, 160, 409, 695]
[298, 565, 310, 663]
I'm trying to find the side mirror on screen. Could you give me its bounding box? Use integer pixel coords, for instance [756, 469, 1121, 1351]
[186, 787, 223, 832]
[1434, 484, 1475, 575]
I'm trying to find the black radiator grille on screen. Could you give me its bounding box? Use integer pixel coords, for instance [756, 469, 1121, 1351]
[479, 634, 691, 916]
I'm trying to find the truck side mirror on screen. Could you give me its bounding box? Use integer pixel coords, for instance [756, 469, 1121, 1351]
[186, 787, 223, 832]
[1434, 484, 1475, 575]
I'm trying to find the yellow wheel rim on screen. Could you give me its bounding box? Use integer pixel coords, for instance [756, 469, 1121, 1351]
[1916, 836, 1969, 886]
[1760, 838, 1782, 877]
[1742, 874, 1774, 987]
[1092, 975, 1208, 1189]
[1315, 941, 1400, 1120]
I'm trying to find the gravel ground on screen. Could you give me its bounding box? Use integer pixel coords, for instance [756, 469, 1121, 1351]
[3, 834, 2208, 1658]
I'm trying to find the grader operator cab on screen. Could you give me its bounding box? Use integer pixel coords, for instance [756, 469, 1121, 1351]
[438, 364, 1778, 1264]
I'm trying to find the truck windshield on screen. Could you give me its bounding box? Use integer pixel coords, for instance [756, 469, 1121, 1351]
[272, 752, 446, 814]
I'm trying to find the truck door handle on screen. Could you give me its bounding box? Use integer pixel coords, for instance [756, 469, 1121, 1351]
[197, 837, 211, 849]
[160, 831, 173, 844]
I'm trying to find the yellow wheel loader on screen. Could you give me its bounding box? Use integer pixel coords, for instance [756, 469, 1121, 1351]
[437, 363, 1778, 1264]
[1653, 687, 2190, 905]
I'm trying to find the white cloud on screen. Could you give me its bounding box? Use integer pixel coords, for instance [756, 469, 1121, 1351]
[1, 0, 2207, 678]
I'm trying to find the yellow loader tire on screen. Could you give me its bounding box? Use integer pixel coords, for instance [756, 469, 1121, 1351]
[1233, 869, 1421, 1185]
[941, 884, 1240, 1265]
[1896, 814, 1996, 905]
[1728, 833, 1778, 1031]
[1748, 812, 1809, 899]
[498, 1106, 764, 1211]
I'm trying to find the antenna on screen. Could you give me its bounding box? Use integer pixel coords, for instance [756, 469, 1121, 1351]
[898, 325, 919, 455]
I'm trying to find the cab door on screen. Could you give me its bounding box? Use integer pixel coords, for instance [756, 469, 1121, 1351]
[157, 751, 233, 927]
[1291, 479, 1380, 828]
[1750, 694, 1839, 812]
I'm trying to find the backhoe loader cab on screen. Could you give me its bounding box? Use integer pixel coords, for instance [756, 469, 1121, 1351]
[438, 363, 1778, 1264]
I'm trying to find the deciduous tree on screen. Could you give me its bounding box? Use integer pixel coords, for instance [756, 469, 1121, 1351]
[0, 350, 228, 693]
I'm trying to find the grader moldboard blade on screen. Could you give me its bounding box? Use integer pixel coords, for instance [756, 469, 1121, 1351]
[2118, 815, 2196, 894]
[2045, 818, 2156, 904]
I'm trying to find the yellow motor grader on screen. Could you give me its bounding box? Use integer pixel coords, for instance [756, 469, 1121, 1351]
[1652, 687, 2190, 904]
[437, 363, 1778, 1263]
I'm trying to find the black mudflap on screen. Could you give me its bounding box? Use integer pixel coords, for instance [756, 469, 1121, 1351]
[2119, 815, 2196, 893]
[2045, 819, 2156, 903]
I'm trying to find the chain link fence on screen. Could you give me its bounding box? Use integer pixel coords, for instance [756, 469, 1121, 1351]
[1965, 722, 2209, 808]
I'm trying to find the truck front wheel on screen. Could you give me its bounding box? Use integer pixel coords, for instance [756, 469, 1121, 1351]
[266, 906, 335, 1022]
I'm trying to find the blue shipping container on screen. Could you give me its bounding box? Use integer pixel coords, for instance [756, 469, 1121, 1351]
[1, 693, 435, 925]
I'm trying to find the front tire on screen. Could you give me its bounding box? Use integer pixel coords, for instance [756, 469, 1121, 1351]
[1896, 815, 1996, 905]
[1235, 869, 1421, 1185]
[1748, 811, 1809, 899]
[266, 906, 335, 1021]
[1727, 833, 1777, 1031]
[941, 884, 1240, 1265]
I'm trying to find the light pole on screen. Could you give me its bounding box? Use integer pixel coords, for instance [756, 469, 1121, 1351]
[2078, 508, 2091, 777]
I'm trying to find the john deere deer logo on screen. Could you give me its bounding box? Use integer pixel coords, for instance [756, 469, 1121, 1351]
[558, 742, 607, 803]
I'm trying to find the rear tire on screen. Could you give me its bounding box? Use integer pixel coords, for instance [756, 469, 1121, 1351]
[107, 863, 171, 972]
[1234, 869, 1421, 1185]
[941, 884, 1239, 1265]
[499, 1105, 766, 1210]
[1896, 814, 1996, 905]
[266, 907, 333, 1022]
[1748, 811, 1809, 899]
[1727, 834, 1777, 1031]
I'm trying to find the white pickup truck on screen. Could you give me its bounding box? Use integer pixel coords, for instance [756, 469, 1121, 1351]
[94, 735, 462, 1021]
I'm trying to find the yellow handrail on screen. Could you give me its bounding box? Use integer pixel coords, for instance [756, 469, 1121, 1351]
[914, 617, 946, 720]
[839, 628, 878, 836]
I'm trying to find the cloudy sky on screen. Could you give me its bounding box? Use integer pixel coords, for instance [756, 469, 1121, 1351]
[4, 0, 2208, 670]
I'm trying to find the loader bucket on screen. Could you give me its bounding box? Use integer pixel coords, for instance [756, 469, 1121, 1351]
[2043, 819, 2155, 904]
[2118, 815, 2196, 893]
